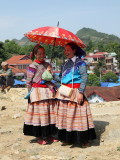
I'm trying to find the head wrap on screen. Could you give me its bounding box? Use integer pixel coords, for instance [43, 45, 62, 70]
[66, 42, 86, 58]
[1, 61, 8, 66]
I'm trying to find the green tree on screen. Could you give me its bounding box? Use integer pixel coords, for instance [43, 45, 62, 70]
[19, 45, 34, 55]
[102, 71, 118, 82]
[87, 74, 100, 86]
[86, 40, 94, 52]
[0, 42, 6, 64]
[96, 42, 105, 52]
[94, 59, 106, 81]
[3, 40, 21, 58]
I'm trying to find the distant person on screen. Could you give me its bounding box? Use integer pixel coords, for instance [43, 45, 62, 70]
[0, 61, 14, 93]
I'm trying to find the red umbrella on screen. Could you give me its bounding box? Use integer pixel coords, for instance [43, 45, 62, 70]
[24, 26, 86, 48]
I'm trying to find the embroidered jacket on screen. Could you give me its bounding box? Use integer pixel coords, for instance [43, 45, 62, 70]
[26, 61, 50, 91]
[54, 57, 88, 93]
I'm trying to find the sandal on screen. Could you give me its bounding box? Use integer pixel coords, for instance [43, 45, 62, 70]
[49, 137, 59, 142]
[38, 140, 49, 145]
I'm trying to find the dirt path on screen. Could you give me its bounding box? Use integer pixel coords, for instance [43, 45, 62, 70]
[0, 88, 120, 160]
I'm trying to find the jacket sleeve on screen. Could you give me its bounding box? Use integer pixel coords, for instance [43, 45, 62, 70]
[78, 62, 88, 93]
[26, 64, 37, 92]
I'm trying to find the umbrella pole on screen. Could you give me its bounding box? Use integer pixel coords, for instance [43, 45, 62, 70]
[50, 21, 59, 63]
[50, 38, 56, 63]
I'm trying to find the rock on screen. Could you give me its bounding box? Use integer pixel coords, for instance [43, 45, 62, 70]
[12, 113, 21, 119]
[1, 106, 6, 110]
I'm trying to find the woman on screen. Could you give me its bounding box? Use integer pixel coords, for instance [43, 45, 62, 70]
[23, 44, 58, 145]
[54, 42, 96, 147]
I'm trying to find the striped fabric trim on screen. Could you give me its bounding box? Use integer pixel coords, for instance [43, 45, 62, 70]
[55, 99, 95, 132]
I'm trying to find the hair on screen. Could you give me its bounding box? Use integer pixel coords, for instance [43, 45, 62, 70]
[65, 42, 86, 58]
[30, 44, 44, 60]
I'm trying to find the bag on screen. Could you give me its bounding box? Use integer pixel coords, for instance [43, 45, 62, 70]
[42, 70, 53, 81]
[59, 85, 73, 97]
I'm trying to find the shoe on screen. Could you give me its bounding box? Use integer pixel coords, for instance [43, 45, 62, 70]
[6, 86, 11, 92]
[81, 143, 90, 148]
[29, 138, 38, 143]
[49, 137, 59, 142]
[1, 89, 6, 94]
[61, 142, 71, 146]
[38, 140, 49, 145]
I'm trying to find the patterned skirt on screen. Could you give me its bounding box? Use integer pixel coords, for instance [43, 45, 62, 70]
[54, 88, 96, 144]
[23, 87, 58, 140]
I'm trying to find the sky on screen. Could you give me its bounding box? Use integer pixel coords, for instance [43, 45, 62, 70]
[0, 0, 120, 42]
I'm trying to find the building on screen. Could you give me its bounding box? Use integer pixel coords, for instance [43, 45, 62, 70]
[85, 86, 120, 103]
[6, 55, 32, 78]
[83, 52, 118, 74]
[6, 55, 56, 77]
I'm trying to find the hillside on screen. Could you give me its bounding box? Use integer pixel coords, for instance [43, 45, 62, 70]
[0, 88, 120, 160]
[13, 37, 35, 46]
[13, 28, 120, 46]
[76, 27, 120, 45]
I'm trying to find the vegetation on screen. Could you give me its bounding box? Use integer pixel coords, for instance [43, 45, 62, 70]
[102, 72, 118, 82]
[76, 27, 120, 45]
[87, 74, 100, 86]
[94, 59, 106, 80]
[0, 27, 120, 85]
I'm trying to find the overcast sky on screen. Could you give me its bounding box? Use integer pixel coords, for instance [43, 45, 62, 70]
[0, 0, 120, 42]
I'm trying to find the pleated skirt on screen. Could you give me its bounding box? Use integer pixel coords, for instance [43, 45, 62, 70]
[23, 87, 58, 140]
[54, 88, 96, 144]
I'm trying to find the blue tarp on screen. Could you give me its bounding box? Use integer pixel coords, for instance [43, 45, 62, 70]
[13, 79, 26, 85]
[100, 82, 120, 87]
[118, 76, 120, 82]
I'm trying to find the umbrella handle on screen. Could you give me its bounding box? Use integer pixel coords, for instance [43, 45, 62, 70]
[50, 38, 56, 63]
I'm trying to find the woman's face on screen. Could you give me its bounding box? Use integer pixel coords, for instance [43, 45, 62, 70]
[64, 45, 76, 59]
[35, 48, 46, 61]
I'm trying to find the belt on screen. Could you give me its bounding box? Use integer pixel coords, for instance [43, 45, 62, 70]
[62, 83, 81, 88]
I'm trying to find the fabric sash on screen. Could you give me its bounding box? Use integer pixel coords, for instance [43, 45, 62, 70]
[62, 83, 81, 88]
[32, 83, 48, 88]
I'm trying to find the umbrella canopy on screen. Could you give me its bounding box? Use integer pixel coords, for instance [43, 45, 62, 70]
[24, 26, 86, 48]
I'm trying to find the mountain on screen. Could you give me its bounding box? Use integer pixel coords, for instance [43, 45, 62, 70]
[13, 28, 120, 46]
[13, 37, 35, 46]
[76, 27, 120, 45]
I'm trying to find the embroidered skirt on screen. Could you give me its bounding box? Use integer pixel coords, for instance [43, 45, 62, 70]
[55, 88, 96, 144]
[23, 87, 58, 140]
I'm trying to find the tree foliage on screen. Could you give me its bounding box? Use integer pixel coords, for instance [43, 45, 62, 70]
[0, 42, 5, 63]
[94, 59, 106, 77]
[1, 27, 120, 74]
[87, 74, 100, 86]
[102, 71, 118, 82]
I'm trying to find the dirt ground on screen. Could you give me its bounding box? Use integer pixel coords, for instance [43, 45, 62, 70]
[0, 88, 120, 160]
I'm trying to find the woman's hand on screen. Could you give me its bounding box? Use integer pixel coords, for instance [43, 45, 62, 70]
[77, 92, 83, 104]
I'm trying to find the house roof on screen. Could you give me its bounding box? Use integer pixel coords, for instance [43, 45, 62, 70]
[6, 55, 32, 65]
[85, 86, 120, 101]
[85, 55, 105, 58]
[95, 52, 108, 55]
